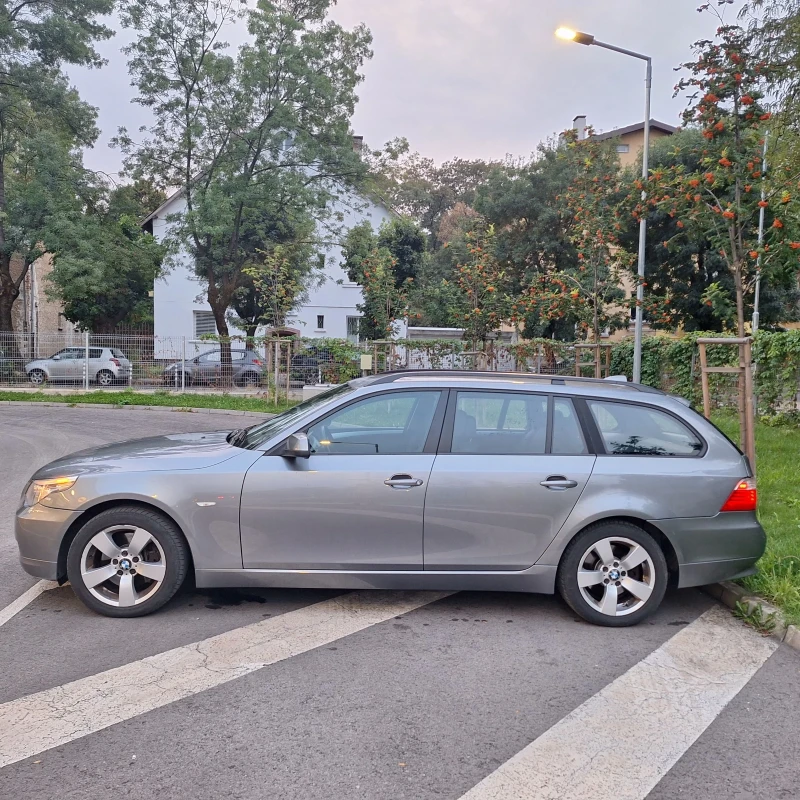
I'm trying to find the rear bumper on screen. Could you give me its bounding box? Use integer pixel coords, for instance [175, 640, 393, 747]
[15, 505, 80, 581]
[653, 512, 767, 589]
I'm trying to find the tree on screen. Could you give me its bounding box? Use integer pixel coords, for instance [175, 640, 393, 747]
[343, 217, 428, 339]
[356, 248, 411, 340]
[0, 0, 114, 331]
[621, 130, 800, 332]
[474, 139, 588, 340]
[365, 141, 498, 246]
[446, 222, 512, 348]
[649, 21, 800, 336]
[46, 181, 167, 333]
[230, 235, 317, 342]
[118, 0, 372, 377]
[524, 131, 630, 373]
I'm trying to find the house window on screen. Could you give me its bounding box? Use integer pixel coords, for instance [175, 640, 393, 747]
[346, 316, 361, 343]
[194, 311, 217, 337]
[316, 315, 325, 330]
[616, 143, 631, 154]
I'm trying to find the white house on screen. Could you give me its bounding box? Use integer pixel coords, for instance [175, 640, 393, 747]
[143, 177, 395, 357]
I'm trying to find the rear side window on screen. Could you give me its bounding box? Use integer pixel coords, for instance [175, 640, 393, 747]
[589, 400, 703, 457]
[112, 349, 126, 359]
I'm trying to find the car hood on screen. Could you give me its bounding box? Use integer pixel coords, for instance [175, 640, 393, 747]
[32, 431, 243, 479]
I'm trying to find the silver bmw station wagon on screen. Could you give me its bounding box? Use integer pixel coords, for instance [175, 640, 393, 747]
[15, 372, 765, 626]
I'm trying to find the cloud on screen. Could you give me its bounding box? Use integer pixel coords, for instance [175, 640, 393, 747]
[69, 0, 725, 175]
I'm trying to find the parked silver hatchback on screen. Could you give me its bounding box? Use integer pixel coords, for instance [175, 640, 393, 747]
[15, 372, 765, 626]
[26, 347, 132, 386]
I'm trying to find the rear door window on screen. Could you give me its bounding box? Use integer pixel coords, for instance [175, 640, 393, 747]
[588, 400, 703, 456]
[552, 398, 588, 455]
[89, 348, 103, 359]
[452, 392, 548, 455]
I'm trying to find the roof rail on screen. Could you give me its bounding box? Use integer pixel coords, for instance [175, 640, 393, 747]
[369, 370, 664, 394]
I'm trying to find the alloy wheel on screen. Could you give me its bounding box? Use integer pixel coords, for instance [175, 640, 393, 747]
[80, 525, 167, 608]
[576, 536, 656, 618]
[29, 369, 46, 386]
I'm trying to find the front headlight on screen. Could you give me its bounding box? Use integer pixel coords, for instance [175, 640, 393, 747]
[23, 476, 78, 508]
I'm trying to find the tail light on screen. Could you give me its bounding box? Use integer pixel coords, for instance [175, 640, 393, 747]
[721, 479, 757, 512]
[110, 358, 121, 366]
[252, 359, 262, 366]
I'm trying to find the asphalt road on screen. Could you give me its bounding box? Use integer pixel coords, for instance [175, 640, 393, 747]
[0, 406, 798, 800]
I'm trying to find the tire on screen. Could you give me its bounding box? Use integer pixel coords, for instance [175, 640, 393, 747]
[95, 369, 114, 387]
[557, 521, 668, 627]
[28, 369, 47, 386]
[67, 506, 190, 618]
[235, 371, 260, 388]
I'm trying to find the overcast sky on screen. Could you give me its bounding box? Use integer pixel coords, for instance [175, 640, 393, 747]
[69, 1, 734, 179]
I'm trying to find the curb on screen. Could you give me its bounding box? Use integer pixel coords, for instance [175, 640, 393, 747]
[0, 400, 274, 419]
[704, 581, 800, 653]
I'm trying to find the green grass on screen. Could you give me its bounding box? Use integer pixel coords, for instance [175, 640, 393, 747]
[715, 414, 800, 626]
[0, 389, 295, 415]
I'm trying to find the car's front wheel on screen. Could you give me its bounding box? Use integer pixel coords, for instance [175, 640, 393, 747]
[67, 506, 189, 618]
[557, 522, 668, 627]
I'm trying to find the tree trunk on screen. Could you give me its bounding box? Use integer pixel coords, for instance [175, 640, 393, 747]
[245, 323, 258, 351]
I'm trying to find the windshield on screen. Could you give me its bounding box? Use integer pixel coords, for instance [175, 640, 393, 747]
[241, 383, 357, 449]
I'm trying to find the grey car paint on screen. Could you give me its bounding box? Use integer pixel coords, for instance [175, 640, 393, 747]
[15, 373, 766, 600]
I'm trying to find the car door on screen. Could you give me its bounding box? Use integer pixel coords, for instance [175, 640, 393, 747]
[54, 348, 82, 380]
[197, 351, 221, 384]
[239, 389, 447, 570]
[423, 391, 596, 570]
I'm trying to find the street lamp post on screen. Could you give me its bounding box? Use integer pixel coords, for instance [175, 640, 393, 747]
[556, 28, 652, 384]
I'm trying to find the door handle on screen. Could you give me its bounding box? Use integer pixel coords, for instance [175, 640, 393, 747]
[540, 476, 579, 490]
[385, 474, 424, 489]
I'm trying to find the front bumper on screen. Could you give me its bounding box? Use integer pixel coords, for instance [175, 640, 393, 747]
[654, 512, 767, 589]
[15, 505, 81, 581]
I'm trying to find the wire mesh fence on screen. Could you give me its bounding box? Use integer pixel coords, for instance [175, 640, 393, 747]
[2, 331, 797, 416]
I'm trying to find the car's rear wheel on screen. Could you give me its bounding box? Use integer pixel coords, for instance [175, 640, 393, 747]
[28, 369, 47, 386]
[67, 506, 189, 618]
[557, 522, 668, 627]
[95, 369, 114, 387]
[235, 371, 260, 388]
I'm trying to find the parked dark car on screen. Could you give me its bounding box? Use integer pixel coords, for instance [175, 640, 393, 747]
[290, 346, 334, 386]
[162, 348, 263, 388]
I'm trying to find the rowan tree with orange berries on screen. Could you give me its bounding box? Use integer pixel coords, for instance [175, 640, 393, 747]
[525, 130, 630, 375]
[452, 222, 512, 349]
[648, 22, 800, 337]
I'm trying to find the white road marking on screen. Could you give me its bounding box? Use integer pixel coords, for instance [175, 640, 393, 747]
[458, 606, 777, 800]
[0, 581, 60, 629]
[0, 590, 450, 768]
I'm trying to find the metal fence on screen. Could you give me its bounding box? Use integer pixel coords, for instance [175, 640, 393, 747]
[0, 332, 599, 395]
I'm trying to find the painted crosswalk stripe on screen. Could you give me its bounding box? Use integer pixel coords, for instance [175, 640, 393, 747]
[0, 581, 60, 629]
[458, 605, 777, 800]
[0, 590, 451, 768]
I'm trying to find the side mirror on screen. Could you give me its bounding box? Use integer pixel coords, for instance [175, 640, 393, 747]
[52, 354, 61, 361]
[283, 433, 311, 459]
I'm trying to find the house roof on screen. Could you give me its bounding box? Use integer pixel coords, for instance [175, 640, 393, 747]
[591, 119, 678, 141]
[141, 180, 398, 227]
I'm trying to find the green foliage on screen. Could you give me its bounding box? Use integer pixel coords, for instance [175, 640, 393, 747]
[46, 179, 167, 332]
[752, 329, 800, 413]
[118, 0, 372, 352]
[365, 141, 499, 246]
[648, 18, 800, 337]
[0, 0, 114, 329]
